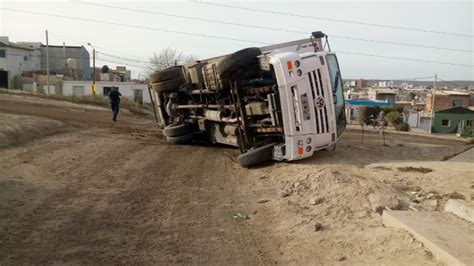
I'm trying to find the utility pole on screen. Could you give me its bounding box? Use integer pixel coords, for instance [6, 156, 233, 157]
[87, 43, 96, 96]
[428, 74, 437, 133]
[92, 47, 96, 95]
[45, 30, 50, 94]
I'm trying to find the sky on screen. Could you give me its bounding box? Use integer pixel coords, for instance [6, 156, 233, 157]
[0, 0, 473, 81]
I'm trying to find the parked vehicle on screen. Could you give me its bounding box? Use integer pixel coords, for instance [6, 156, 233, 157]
[148, 31, 346, 166]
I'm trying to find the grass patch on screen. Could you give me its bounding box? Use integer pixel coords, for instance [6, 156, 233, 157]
[0, 88, 148, 116]
[397, 166, 433, 173]
[373, 166, 392, 171]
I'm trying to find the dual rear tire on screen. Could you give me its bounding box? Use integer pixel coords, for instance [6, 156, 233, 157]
[150, 67, 187, 92]
[163, 123, 194, 144]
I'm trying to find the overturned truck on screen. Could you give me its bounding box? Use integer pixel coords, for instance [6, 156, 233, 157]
[148, 31, 346, 167]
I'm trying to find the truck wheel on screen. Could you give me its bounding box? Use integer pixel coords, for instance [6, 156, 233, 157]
[324, 143, 336, 151]
[166, 132, 194, 144]
[238, 143, 275, 167]
[217, 48, 262, 80]
[163, 123, 193, 137]
[151, 77, 186, 92]
[149, 67, 184, 83]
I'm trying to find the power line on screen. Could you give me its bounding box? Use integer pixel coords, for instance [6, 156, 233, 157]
[95, 56, 152, 69]
[410, 76, 435, 80]
[0, 7, 269, 45]
[97, 51, 150, 64]
[79, 1, 473, 54]
[436, 77, 467, 87]
[335, 51, 474, 68]
[2, 7, 473, 68]
[197, 1, 474, 38]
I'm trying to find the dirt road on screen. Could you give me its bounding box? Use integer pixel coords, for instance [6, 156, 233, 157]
[0, 94, 471, 264]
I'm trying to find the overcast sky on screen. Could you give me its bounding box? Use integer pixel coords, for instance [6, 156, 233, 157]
[1, 1, 473, 80]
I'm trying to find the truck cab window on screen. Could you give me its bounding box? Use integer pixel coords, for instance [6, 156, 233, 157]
[326, 54, 346, 137]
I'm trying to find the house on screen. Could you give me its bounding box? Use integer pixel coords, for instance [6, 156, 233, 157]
[394, 101, 425, 112]
[62, 80, 151, 104]
[344, 99, 392, 124]
[368, 88, 397, 104]
[0, 37, 41, 88]
[425, 90, 471, 112]
[431, 106, 474, 135]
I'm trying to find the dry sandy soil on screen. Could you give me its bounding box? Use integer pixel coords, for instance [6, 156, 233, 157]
[0, 93, 472, 265]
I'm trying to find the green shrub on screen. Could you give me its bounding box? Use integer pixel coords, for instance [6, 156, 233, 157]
[385, 111, 403, 124]
[395, 122, 410, 131]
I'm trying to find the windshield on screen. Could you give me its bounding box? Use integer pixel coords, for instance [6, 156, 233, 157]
[325, 54, 346, 137]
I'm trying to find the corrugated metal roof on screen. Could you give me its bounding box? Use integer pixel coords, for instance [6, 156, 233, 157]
[345, 99, 392, 106]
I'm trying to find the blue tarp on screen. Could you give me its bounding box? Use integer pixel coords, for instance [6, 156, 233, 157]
[345, 99, 392, 107]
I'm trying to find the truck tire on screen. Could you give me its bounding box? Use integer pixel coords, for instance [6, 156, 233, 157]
[151, 77, 186, 92]
[163, 123, 193, 137]
[238, 143, 275, 167]
[217, 48, 262, 80]
[166, 132, 194, 144]
[149, 67, 184, 83]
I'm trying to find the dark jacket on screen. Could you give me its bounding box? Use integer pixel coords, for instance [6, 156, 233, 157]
[109, 90, 122, 104]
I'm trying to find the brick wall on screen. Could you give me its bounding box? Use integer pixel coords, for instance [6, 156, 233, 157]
[425, 94, 470, 112]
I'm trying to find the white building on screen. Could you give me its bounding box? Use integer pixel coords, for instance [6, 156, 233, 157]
[0, 37, 41, 88]
[63, 80, 151, 104]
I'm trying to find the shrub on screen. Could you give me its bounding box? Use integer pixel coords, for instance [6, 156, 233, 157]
[385, 111, 403, 124]
[395, 122, 410, 131]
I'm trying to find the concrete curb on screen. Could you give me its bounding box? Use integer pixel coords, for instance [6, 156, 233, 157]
[445, 199, 474, 223]
[346, 125, 471, 143]
[383, 210, 473, 265]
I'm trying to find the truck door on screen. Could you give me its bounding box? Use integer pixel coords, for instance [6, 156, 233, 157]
[325, 54, 346, 137]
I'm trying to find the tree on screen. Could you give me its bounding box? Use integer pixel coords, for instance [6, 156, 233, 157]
[149, 48, 197, 71]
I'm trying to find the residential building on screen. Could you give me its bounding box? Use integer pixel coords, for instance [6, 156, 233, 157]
[378, 80, 394, 88]
[355, 79, 367, 90]
[431, 106, 474, 135]
[425, 90, 471, 112]
[96, 65, 131, 82]
[1, 36, 91, 89]
[368, 88, 397, 103]
[394, 101, 425, 112]
[0, 37, 41, 88]
[63, 80, 151, 104]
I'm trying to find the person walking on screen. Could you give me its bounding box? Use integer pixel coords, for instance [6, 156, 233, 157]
[109, 87, 122, 121]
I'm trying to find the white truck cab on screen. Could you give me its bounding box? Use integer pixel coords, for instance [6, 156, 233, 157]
[269, 51, 345, 161]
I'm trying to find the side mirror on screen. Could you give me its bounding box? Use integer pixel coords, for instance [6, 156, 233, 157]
[333, 94, 337, 104]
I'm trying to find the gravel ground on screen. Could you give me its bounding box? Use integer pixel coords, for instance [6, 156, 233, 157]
[0, 94, 471, 265]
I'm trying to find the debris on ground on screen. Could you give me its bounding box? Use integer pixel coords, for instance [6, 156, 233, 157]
[232, 212, 249, 220]
[309, 197, 324, 205]
[314, 222, 323, 232]
[334, 254, 346, 261]
[368, 193, 402, 213]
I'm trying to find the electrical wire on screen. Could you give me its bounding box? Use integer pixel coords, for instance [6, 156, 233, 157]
[335, 50, 474, 67]
[410, 76, 435, 80]
[97, 51, 150, 64]
[79, 1, 473, 53]
[1, 7, 473, 68]
[197, 1, 474, 38]
[95, 56, 152, 69]
[0, 7, 269, 45]
[436, 77, 467, 87]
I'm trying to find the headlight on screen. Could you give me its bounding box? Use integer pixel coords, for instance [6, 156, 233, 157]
[306, 137, 312, 144]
